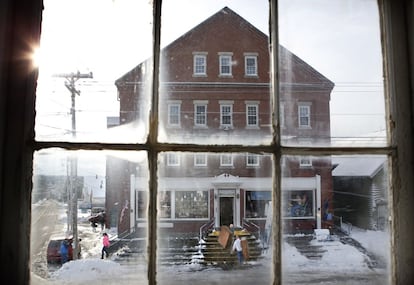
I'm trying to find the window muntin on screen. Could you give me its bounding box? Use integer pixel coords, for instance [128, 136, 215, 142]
[219, 54, 232, 76]
[193, 53, 207, 76]
[245, 54, 258, 76]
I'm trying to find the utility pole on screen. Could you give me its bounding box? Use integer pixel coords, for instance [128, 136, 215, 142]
[54, 71, 93, 260]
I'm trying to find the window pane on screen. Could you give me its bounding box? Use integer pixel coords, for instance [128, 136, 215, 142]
[279, 0, 386, 147]
[158, 0, 271, 146]
[282, 155, 390, 284]
[35, 0, 152, 143]
[157, 152, 272, 284]
[31, 149, 149, 283]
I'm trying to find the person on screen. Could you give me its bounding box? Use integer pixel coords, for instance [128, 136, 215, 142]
[60, 239, 69, 264]
[101, 232, 110, 259]
[231, 235, 243, 265]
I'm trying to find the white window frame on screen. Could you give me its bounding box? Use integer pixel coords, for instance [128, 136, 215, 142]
[193, 52, 207, 76]
[219, 100, 233, 129]
[167, 153, 180, 166]
[219, 53, 233, 76]
[193, 101, 208, 127]
[194, 153, 207, 166]
[244, 53, 258, 76]
[299, 157, 312, 167]
[246, 153, 260, 167]
[168, 102, 181, 127]
[298, 103, 311, 128]
[245, 101, 259, 128]
[220, 153, 233, 166]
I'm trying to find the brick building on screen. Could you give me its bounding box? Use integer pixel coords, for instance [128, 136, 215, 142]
[107, 7, 334, 237]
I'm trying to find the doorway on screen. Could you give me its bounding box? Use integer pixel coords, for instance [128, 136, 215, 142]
[220, 196, 234, 226]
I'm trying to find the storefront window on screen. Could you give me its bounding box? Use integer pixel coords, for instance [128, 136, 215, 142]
[175, 191, 208, 219]
[245, 191, 271, 218]
[283, 190, 315, 218]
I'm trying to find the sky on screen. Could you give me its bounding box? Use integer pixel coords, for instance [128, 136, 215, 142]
[30, 203, 390, 284]
[35, 0, 385, 141]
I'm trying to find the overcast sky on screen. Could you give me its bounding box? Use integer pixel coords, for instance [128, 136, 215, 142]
[36, 0, 385, 140]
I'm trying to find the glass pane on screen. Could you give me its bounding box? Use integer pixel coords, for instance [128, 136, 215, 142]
[31, 149, 149, 283]
[35, 0, 152, 143]
[157, 0, 271, 145]
[157, 152, 273, 284]
[279, 0, 386, 147]
[282, 155, 390, 284]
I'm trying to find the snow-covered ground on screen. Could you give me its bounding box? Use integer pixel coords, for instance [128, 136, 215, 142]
[30, 205, 390, 285]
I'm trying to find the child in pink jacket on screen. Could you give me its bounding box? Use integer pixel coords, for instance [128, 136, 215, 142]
[101, 233, 110, 259]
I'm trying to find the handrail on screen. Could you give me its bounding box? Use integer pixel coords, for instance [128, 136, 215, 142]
[242, 219, 261, 239]
[199, 218, 215, 241]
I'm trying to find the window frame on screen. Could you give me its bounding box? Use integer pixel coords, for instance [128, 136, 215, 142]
[298, 103, 311, 128]
[167, 101, 181, 127]
[193, 52, 207, 76]
[3, 1, 414, 284]
[244, 53, 258, 76]
[193, 101, 208, 127]
[218, 52, 233, 76]
[245, 101, 259, 128]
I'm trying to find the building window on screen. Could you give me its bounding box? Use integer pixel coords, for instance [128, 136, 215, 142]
[219, 53, 232, 76]
[298, 104, 311, 128]
[159, 191, 171, 218]
[246, 102, 259, 127]
[175, 191, 209, 219]
[244, 54, 258, 76]
[246, 153, 259, 167]
[245, 191, 271, 218]
[299, 157, 312, 167]
[194, 153, 207, 166]
[193, 53, 207, 76]
[220, 101, 233, 128]
[168, 103, 181, 127]
[194, 102, 207, 127]
[220, 153, 233, 166]
[167, 153, 180, 166]
[283, 190, 315, 219]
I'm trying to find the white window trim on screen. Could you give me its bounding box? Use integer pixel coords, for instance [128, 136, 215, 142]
[194, 153, 207, 166]
[246, 153, 260, 167]
[245, 101, 259, 128]
[244, 53, 258, 76]
[193, 100, 208, 128]
[220, 153, 233, 166]
[219, 100, 234, 129]
[167, 153, 180, 166]
[193, 52, 207, 76]
[298, 103, 311, 128]
[218, 52, 233, 76]
[168, 101, 181, 127]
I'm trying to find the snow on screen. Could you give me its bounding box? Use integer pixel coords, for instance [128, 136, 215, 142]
[31, 226, 390, 284]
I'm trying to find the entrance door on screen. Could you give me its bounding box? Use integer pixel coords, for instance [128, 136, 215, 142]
[220, 197, 234, 226]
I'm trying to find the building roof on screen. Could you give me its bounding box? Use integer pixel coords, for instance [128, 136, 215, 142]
[332, 155, 386, 178]
[115, 6, 334, 90]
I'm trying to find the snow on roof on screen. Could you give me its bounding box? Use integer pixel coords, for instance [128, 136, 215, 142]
[332, 155, 386, 178]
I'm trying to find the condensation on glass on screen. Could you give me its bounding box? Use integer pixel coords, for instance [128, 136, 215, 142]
[31, 149, 149, 283]
[156, 152, 273, 284]
[279, 0, 386, 147]
[157, 0, 272, 145]
[281, 154, 390, 284]
[34, 0, 153, 143]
